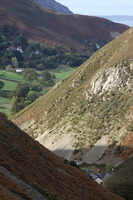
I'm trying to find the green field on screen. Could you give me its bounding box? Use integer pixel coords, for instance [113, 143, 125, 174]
[0, 68, 76, 115]
[0, 97, 10, 115]
[0, 70, 23, 82]
[1, 79, 18, 90]
[54, 67, 76, 83]
[0, 70, 23, 115]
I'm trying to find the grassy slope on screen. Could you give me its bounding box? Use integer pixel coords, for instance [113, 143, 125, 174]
[0, 112, 123, 200]
[12, 27, 133, 161]
[103, 156, 133, 199]
[13, 27, 133, 122]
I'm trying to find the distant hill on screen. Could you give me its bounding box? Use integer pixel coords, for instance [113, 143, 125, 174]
[100, 15, 133, 27]
[33, 0, 73, 14]
[0, 113, 123, 200]
[13, 27, 133, 165]
[0, 0, 129, 52]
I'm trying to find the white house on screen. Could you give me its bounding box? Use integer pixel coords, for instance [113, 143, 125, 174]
[16, 68, 23, 73]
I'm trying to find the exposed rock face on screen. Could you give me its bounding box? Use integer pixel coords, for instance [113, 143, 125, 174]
[91, 60, 133, 96]
[33, 0, 73, 14]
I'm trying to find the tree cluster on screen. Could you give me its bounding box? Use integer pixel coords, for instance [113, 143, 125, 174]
[0, 23, 106, 72]
[10, 69, 55, 114]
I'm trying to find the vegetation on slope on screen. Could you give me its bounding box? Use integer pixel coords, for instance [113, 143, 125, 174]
[0, 112, 123, 200]
[103, 156, 133, 200]
[13, 27, 133, 162]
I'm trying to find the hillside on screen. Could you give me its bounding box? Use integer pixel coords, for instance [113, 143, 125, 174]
[13, 27, 133, 165]
[103, 156, 133, 199]
[33, 0, 73, 14]
[0, 112, 124, 200]
[0, 0, 129, 51]
[101, 15, 133, 27]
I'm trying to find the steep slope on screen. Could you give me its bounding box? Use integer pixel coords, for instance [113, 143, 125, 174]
[13, 27, 133, 164]
[0, 112, 123, 200]
[0, 0, 129, 51]
[103, 156, 133, 199]
[33, 0, 73, 14]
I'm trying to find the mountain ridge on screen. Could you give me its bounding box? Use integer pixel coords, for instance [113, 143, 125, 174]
[33, 0, 73, 14]
[100, 15, 133, 27]
[0, 0, 129, 51]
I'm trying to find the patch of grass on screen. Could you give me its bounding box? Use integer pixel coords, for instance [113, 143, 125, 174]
[54, 67, 76, 83]
[0, 70, 23, 114]
[0, 70, 23, 90]
[0, 97, 10, 114]
[0, 97, 10, 104]
[1, 79, 18, 90]
[0, 107, 10, 115]
[0, 70, 23, 82]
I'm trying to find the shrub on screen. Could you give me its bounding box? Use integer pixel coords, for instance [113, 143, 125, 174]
[126, 122, 133, 131]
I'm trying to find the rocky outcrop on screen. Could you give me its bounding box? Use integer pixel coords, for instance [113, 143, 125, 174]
[90, 59, 133, 96]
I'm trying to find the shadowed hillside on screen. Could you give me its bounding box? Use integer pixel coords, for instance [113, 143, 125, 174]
[0, 0, 129, 51]
[0, 112, 124, 200]
[13, 27, 133, 164]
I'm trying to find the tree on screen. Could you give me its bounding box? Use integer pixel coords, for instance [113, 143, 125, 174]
[25, 42, 41, 53]
[22, 69, 38, 82]
[10, 96, 19, 114]
[26, 91, 40, 102]
[40, 71, 55, 86]
[11, 57, 19, 68]
[0, 81, 4, 90]
[37, 63, 45, 70]
[16, 85, 30, 97]
[13, 33, 28, 49]
[18, 81, 31, 88]
[41, 71, 53, 81]
[31, 82, 42, 92]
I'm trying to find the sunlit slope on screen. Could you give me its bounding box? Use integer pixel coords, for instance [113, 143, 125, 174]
[13, 27, 133, 163]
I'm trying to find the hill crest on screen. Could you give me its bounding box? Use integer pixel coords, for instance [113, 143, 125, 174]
[0, 0, 129, 51]
[33, 0, 73, 14]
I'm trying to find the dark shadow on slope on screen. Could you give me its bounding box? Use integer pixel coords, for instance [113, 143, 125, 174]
[53, 142, 133, 166]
